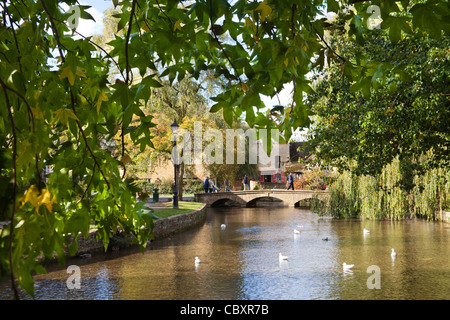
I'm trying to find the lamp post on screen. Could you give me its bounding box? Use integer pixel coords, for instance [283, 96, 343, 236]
[171, 119, 179, 209]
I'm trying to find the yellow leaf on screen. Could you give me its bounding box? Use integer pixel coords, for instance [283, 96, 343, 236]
[20, 186, 56, 213]
[284, 58, 289, 67]
[36, 189, 56, 212]
[96, 91, 109, 114]
[21, 185, 40, 208]
[241, 83, 253, 93]
[59, 66, 75, 86]
[255, 0, 272, 22]
[31, 106, 44, 119]
[75, 67, 87, 78]
[245, 17, 257, 33]
[174, 20, 182, 31]
[53, 108, 79, 126]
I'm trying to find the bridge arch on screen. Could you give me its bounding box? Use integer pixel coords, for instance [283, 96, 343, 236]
[210, 197, 246, 207]
[293, 197, 327, 208]
[246, 196, 284, 208]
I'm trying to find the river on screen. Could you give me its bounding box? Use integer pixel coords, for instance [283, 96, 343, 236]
[1, 206, 449, 300]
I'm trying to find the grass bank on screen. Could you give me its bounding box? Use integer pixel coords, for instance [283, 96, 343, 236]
[148, 201, 204, 219]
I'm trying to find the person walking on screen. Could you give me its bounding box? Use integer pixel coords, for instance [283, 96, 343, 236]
[243, 174, 250, 191]
[287, 172, 295, 190]
[204, 177, 209, 193]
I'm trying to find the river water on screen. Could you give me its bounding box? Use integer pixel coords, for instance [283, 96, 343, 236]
[1, 206, 449, 300]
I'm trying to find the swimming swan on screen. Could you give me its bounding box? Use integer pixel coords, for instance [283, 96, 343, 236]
[343, 262, 354, 270]
[279, 253, 288, 261]
[391, 248, 397, 258]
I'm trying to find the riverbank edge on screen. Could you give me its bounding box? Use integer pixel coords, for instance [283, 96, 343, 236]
[70, 203, 207, 257]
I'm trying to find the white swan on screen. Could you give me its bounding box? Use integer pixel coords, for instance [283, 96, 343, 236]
[221, 224, 226, 230]
[194, 257, 200, 264]
[391, 248, 397, 258]
[279, 253, 288, 261]
[343, 262, 354, 270]
[293, 229, 300, 234]
[363, 228, 370, 234]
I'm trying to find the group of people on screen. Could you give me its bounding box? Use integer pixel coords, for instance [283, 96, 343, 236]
[204, 177, 232, 193]
[204, 173, 296, 193]
[203, 177, 217, 193]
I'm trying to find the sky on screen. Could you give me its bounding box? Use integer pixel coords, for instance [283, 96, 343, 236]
[64, 0, 113, 37]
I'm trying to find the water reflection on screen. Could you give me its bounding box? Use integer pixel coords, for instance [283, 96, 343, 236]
[0, 207, 449, 300]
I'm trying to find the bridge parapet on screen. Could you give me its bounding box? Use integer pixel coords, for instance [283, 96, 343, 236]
[194, 190, 329, 207]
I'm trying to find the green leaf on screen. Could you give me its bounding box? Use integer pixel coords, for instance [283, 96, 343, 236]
[64, 207, 90, 239]
[142, 76, 163, 88]
[383, 16, 411, 44]
[245, 106, 256, 126]
[223, 106, 233, 127]
[68, 237, 79, 256]
[327, 0, 339, 13]
[410, 3, 441, 38]
[53, 108, 79, 126]
[361, 77, 372, 100]
[210, 101, 226, 113]
[78, 5, 96, 22]
[17, 268, 35, 297]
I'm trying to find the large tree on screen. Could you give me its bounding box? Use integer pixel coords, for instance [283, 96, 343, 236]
[306, 33, 449, 190]
[0, 0, 448, 298]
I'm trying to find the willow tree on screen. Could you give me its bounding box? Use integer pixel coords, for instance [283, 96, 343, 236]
[0, 0, 448, 298]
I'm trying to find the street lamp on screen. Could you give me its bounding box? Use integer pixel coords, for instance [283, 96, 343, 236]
[171, 119, 179, 209]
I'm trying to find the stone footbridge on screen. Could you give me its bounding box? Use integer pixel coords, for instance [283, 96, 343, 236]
[194, 190, 329, 208]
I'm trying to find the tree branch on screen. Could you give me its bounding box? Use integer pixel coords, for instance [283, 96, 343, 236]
[125, 0, 136, 86]
[0, 78, 34, 131]
[121, 0, 137, 179]
[311, 22, 347, 63]
[155, 0, 173, 26]
[0, 78, 19, 300]
[39, 0, 66, 61]
[209, 0, 243, 86]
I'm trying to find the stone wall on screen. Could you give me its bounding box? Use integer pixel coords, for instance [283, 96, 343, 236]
[152, 204, 207, 238]
[250, 181, 286, 190]
[74, 204, 207, 255]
